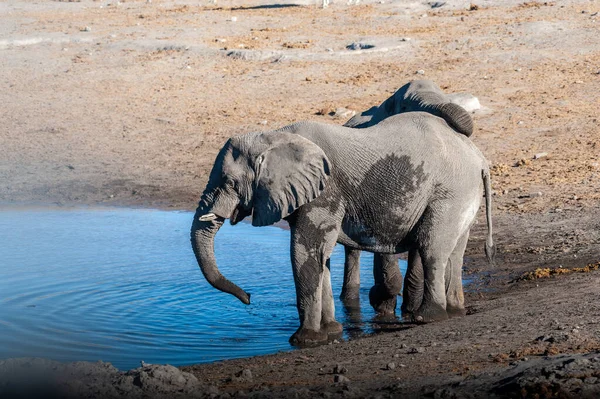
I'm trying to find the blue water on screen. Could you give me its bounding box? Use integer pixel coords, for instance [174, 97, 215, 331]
[0, 208, 407, 370]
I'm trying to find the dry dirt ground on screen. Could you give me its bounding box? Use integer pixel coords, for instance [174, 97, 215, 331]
[1, 0, 600, 397]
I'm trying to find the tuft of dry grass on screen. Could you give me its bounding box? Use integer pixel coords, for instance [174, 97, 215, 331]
[513, 262, 600, 282]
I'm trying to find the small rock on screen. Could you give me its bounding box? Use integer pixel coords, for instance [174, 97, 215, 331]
[517, 120, 524, 125]
[533, 152, 548, 159]
[429, 1, 446, 8]
[333, 364, 348, 374]
[346, 42, 375, 50]
[394, 354, 400, 358]
[81, 26, 91, 32]
[584, 376, 598, 384]
[332, 107, 356, 119]
[334, 374, 350, 383]
[230, 16, 237, 22]
[386, 362, 396, 370]
[416, 69, 425, 75]
[400, 343, 407, 349]
[447, 93, 481, 113]
[236, 368, 253, 381]
[401, 37, 411, 42]
[408, 347, 426, 354]
[259, 120, 268, 125]
[207, 386, 219, 395]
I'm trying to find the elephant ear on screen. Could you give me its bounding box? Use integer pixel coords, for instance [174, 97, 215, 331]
[251, 131, 331, 227]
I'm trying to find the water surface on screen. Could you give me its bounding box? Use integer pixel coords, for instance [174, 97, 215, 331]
[0, 208, 407, 370]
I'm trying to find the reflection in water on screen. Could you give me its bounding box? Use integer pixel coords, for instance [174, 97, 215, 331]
[0, 208, 407, 370]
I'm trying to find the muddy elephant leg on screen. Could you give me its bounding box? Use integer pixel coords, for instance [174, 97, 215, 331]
[322, 259, 343, 337]
[340, 246, 361, 302]
[445, 231, 469, 318]
[369, 253, 402, 315]
[401, 247, 424, 318]
[288, 217, 341, 346]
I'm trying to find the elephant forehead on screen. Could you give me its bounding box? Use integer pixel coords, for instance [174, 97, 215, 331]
[222, 151, 251, 176]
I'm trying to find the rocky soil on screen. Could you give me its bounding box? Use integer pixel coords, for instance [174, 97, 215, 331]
[1, 0, 600, 397]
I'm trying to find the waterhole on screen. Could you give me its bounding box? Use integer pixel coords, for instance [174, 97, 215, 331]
[0, 208, 408, 370]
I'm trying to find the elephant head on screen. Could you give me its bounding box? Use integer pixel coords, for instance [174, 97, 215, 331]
[345, 80, 473, 137]
[191, 128, 331, 304]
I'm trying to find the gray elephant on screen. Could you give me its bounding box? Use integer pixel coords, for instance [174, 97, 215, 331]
[339, 80, 478, 316]
[191, 111, 494, 345]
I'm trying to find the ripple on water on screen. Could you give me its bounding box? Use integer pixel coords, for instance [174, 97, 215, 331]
[0, 208, 407, 370]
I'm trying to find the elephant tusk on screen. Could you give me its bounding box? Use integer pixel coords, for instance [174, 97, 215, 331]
[199, 213, 217, 222]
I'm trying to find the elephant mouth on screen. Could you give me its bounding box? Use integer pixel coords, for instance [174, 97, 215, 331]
[230, 205, 252, 226]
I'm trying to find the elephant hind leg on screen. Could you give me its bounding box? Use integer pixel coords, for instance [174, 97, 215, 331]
[445, 231, 469, 318]
[401, 247, 424, 318]
[369, 253, 402, 315]
[413, 209, 467, 323]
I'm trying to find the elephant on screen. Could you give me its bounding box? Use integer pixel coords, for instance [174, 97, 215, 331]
[339, 80, 479, 316]
[190, 111, 494, 345]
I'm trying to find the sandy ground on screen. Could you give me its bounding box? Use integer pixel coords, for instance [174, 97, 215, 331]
[1, 0, 600, 397]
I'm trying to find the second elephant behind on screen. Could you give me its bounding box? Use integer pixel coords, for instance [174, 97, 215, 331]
[339, 80, 491, 318]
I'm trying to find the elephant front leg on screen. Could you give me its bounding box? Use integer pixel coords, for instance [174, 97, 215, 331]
[288, 221, 341, 346]
[321, 259, 343, 338]
[369, 253, 402, 315]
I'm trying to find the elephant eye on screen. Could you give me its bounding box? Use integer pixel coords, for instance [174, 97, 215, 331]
[224, 177, 236, 190]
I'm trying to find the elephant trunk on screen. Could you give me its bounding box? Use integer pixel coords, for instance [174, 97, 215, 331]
[191, 210, 251, 305]
[437, 102, 473, 138]
[410, 88, 474, 137]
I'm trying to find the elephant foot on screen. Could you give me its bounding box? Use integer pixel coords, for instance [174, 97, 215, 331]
[400, 300, 420, 319]
[412, 303, 448, 323]
[446, 305, 466, 318]
[322, 320, 343, 336]
[369, 285, 398, 315]
[289, 327, 328, 346]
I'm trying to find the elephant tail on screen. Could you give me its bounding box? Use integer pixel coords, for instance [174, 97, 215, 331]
[482, 168, 496, 265]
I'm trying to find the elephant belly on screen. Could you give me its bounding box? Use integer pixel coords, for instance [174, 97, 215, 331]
[338, 217, 413, 254]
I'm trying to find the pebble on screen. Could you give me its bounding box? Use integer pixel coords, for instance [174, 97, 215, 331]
[333, 364, 348, 374]
[416, 69, 425, 75]
[429, 2, 446, 9]
[533, 152, 548, 159]
[408, 347, 426, 354]
[236, 368, 253, 381]
[401, 37, 411, 42]
[334, 374, 350, 383]
[386, 362, 396, 370]
[230, 16, 237, 22]
[346, 42, 375, 50]
[332, 107, 356, 119]
[400, 343, 407, 349]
